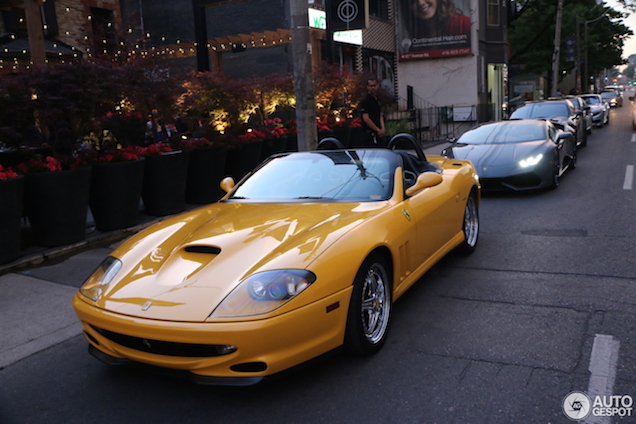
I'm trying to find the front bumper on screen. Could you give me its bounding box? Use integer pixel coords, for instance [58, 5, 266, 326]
[73, 288, 352, 385]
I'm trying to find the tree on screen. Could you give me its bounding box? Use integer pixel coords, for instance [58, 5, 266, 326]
[509, 0, 632, 88]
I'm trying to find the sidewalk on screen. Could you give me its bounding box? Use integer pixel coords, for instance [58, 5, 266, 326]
[0, 141, 452, 370]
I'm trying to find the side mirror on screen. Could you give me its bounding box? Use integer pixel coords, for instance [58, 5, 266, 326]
[556, 132, 574, 145]
[405, 172, 443, 197]
[220, 177, 235, 193]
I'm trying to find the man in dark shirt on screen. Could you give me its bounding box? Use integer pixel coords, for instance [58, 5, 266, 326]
[358, 77, 385, 146]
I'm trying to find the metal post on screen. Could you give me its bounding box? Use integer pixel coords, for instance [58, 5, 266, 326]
[290, 0, 317, 151]
[192, 0, 210, 72]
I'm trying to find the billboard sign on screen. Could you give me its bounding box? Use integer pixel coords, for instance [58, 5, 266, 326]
[397, 0, 472, 60]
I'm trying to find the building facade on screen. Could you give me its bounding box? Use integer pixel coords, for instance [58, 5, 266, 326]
[2, 0, 509, 123]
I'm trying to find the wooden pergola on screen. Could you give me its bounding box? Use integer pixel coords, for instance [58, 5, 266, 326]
[13, 0, 46, 64]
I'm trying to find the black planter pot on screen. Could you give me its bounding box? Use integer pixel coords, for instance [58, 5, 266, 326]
[141, 151, 188, 216]
[0, 176, 24, 264]
[24, 167, 91, 248]
[90, 159, 145, 231]
[348, 127, 366, 147]
[224, 140, 263, 182]
[285, 135, 298, 152]
[332, 127, 351, 147]
[260, 138, 288, 161]
[186, 146, 227, 204]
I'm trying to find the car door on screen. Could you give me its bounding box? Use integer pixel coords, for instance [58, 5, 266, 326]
[402, 174, 460, 272]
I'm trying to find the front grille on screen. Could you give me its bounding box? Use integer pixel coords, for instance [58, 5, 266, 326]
[480, 172, 542, 191]
[90, 325, 235, 357]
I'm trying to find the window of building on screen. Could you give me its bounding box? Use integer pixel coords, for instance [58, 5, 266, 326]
[487, 0, 500, 26]
[369, 0, 389, 19]
[90, 7, 116, 56]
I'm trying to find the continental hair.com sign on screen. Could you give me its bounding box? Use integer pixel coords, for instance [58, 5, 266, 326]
[397, 0, 472, 60]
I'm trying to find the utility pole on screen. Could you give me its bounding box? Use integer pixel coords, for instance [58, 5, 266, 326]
[290, 0, 317, 151]
[551, 0, 564, 97]
[192, 0, 210, 72]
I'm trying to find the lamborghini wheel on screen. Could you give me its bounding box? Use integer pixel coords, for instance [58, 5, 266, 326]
[456, 191, 479, 254]
[344, 254, 392, 355]
[551, 159, 560, 189]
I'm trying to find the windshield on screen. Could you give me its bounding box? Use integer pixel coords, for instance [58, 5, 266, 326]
[511, 102, 569, 119]
[600, 92, 617, 99]
[458, 122, 546, 144]
[582, 96, 600, 105]
[228, 150, 396, 202]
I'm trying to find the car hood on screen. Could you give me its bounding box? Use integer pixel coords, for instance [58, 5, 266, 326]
[94, 201, 386, 321]
[448, 141, 547, 177]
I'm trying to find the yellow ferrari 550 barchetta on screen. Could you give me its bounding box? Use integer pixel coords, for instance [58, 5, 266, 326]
[72, 135, 480, 386]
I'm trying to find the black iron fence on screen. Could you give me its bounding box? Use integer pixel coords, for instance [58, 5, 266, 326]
[385, 103, 497, 146]
[385, 88, 497, 146]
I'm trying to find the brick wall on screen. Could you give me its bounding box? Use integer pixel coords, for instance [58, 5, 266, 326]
[55, 0, 89, 52]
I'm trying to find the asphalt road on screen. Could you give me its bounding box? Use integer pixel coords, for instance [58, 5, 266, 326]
[1, 100, 635, 424]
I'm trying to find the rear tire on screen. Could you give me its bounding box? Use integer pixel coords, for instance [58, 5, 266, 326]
[456, 192, 479, 254]
[344, 254, 392, 355]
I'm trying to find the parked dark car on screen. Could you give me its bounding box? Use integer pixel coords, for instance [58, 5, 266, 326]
[509, 99, 587, 147]
[442, 119, 577, 191]
[564, 95, 592, 134]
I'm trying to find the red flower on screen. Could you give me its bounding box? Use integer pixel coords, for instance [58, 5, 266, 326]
[135, 143, 174, 156]
[179, 137, 214, 150]
[16, 155, 89, 173]
[0, 165, 19, 180]
[316, 118, 331, 131]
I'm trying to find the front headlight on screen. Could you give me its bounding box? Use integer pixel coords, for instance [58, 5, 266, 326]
[80, 257, 122, 301]
[210, 270, 316, 318]
[519, 153, 543, 168]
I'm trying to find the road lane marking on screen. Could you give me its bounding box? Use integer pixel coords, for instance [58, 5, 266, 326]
[631, 134, 636, 142]
[624, 165, 634, 190]
[583, 334, 621, 424]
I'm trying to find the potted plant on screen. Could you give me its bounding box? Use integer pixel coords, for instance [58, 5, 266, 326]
[259, 118, 289, 161]
[136, 143, 188, 216]
[17, 155, 92, 248]
[224, 129, 265, 182]
[84, 146, 145, 231]
[0, 165, 24, 264]
[180, 137, 227, 204]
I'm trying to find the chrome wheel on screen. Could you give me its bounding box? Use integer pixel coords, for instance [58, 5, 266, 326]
[457, 192, 479, 254]
[360, 263, 390, 344]
[345, 255, 392, 355]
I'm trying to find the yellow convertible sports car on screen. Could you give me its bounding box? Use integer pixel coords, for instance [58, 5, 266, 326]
[72, 135, 480, 385]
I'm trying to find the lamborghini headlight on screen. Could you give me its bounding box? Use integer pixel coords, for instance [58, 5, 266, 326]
[519, 153, 543, 168]
[210, 270, 316, 318]
[79, 257, 122, 301]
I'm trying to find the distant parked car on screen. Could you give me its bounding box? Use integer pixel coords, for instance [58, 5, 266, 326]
[564, 96, 593, 134]
[580, 94, 610, 127]
[509, 99, 587, 147]
[601, 91, 623, 107]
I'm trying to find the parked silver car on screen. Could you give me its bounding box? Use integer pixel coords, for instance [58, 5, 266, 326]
[580, 94, 610, 128]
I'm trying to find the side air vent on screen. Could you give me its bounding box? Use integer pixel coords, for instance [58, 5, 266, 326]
[184, 246, 222, 254]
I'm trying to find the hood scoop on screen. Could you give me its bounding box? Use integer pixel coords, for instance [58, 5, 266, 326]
[184, 245, 222, 255]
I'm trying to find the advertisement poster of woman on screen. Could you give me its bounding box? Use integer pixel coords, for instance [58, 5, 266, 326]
[398, 0, 472, 60]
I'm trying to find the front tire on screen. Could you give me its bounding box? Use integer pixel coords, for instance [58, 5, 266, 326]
[551, 156, 560, 189]
[456, 191, 479, 254]
[344, 254, 392, 355]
